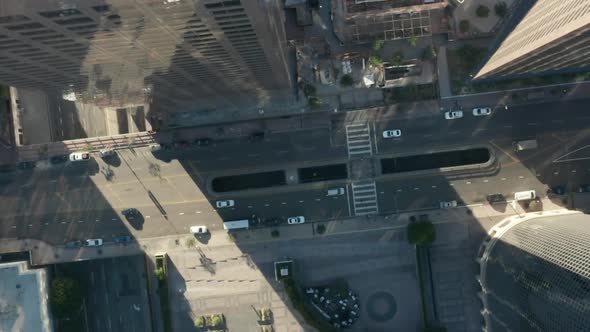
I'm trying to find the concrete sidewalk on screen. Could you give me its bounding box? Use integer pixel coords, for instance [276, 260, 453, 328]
[6, 197, 570, 266]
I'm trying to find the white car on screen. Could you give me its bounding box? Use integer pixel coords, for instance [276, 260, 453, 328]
[85, 238, 103, 247]
[216, 200, 235, 208]
[382, 129, 402, 138]
[287, 216, 305, 224]
[190, 225, 208, 234]
[472, 107, 492, 116]
[69, 151, 91, 162]
[444, 111, 463, 120]
[440, 200, 458, 209]
[99, 148, 115, 157]
[327, 188, 345, 196]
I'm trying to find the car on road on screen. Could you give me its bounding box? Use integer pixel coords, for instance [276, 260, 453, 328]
[190, 225, 208, 235]
[249, 132, 265, 142]
[50, 154, 69, 164]
[173, 140, 190, 149]
[486, 194, 506, 204]
[194, 138, 211, 147]
[149, 143, 163, 152]
[287, 216, 305, 224]
[382, 129, 402, 138]
[472, 107, 492, 116]
[122, 208, 140, 218]
[548, 186, 566, 195]
[85, 238, 103, 247]
[69, 151, 91, 162]
[99, 148, 115, 157]
[440, 200, 458, 209]
[327, 188, 345, 196]
[65, 240, 82, 248]
[578, 184, 590, 193]
[114, 235, 133, 244]
[216, 200, 235, 208]
[444, 111, 463, 120]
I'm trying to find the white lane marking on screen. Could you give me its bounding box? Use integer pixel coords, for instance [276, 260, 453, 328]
[431, 185, 437, 188]
[518, 176, 524, 179]
[278, 150, 288, 154]
[503, 125, 513, 128]
[28, 224, 32, 227]
[264, 204, 270, 207]
[450, 183, 455, 186]
[345, 184, 352, 217]
[146, 215, 151, 218]
[61, 221, 66, 224]
[474, 128, 486, 132]
[380, 191, 385, 194]
[112, 218, 117, 221]
[315, 198, 321, 201]
[483, 179, 489, 183]
[247, 154, 259, 157]
[78, 220, 83, 223]
[414, 187, 419, 190]
[179, 212, 185, 215]
[195, 211, 201, 214]
[396, 189, 403, 192]
[45, 222, 49, 225]
[247, 206, 253, 208]
[299, 200, 304, 203]
[527, 123, 537, 125]
[501, 178, 507, 181]
[11, 225, 16, 228]
[95, 219, 100, 222]
[572, 169, 577, 173]
[281, 202, 287, 205]
[466, 181, 471, 184]
[49, 179, 58, 182]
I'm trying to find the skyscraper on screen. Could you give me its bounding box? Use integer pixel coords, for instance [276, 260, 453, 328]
[474, 0, 590, 80]
[0, 0, 294, 114]
[477, 213, 590, 331]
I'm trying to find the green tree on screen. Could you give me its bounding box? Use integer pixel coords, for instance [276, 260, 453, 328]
[459, 19, 470, 33]
[476, 5, 490, 18]
[408, 35, 418, 47]
[407, 221, 436, 246]
[494, 2, 508, 17]
[373, 39, 384, 51]
[155, 267, 166, 281]
[50, 277, 84, 317]
[339, 74, 354, 87]
[316, 224, 326, 234]
[391, 52, 404, 66]
[307, 96, 322, 109]
[302, 83, 316, 97]
[271, 229, 280, 238]
[369, 55, 383, 67]
[211, 314, 223, 327]
[194, 316, 205, 327]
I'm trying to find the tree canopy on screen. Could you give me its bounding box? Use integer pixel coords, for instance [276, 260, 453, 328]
[407, 221, 436, 246]
[50, 277, 84, 317]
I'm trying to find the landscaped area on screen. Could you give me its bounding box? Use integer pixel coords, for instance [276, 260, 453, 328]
[155, 254, 173, 332]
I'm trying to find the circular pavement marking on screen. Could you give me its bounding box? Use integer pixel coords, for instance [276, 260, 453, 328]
[366, 291, 397, 322]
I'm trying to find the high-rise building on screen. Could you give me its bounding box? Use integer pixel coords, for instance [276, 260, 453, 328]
[477, 213, 590, 331]
[0, 0, 294, 114]
[474, 0, 590, 80]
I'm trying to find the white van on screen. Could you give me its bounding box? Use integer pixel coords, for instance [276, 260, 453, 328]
[223, 219, 249, 230]
[514, 190, 536, 201]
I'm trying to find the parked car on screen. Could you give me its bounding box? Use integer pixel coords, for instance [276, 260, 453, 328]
[486, 194, 506, 204]
[578, 184, 590, 193]
[216, 200, 235, 208]
[249, 132, 265, 142]
[548, 186, 566, 195]
[327, 188, 345, 196]
[287, 216, 305, 224]
[472, 107, 492, 116]
[382, 129, 402, 138]
[444, 111, 463, 120]
[65, 240, 82, 248]
[85, 238, 103, 247]
[194, 138, 211, 147]
[99, 148, 116, 157]
[50, 155, 69, 164]
[190, 225, 208, 234]
[114, 235, 133, 244]
[69, 151, 91, 162]
[440, 200, 458, 209]
[122, 208, 140, 219]
[149, 143, 163, 152]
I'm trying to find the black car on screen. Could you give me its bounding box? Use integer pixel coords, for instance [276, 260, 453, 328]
[194, 138, 211, 147]
[65, 240, 82, 248]
[548, 186, 566, 195]
[114, 235, 133, 244]
[249, 132, 265, 142]
[50, 154, 69, 164]
[17, 161, 36, 170]
[486, 193, 506, 204]
[578, 184, 590, 193]
[122, 208, 140, 216]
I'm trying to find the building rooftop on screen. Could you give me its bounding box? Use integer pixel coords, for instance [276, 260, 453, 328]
[345, 0, 446, 14]
[0, 261, 52, 332]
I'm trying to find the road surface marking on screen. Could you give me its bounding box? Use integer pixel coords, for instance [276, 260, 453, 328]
[414, 187, 419, 190]
[450, 183, 455, 186]
[299, 200, 304, 203]
[483, 179, 489, 183]
[397, 189, 403, 192]
[466, 181, 471, 184]
[503, 125, 513, 128]
[527, 123, 537, 125]
[112, 218, 117, 221]
[432, 185, 437, 188]
[247, 154, 259, 157]
[518, 176, 524, 179]
[281, 202, 287, 205]
[264, 204, 270, 207]
[179, 212, 185, 215]
[28, 224, 32, 227]
[11, 226, 16, 228]
[278, 150, 288, 154]
[247, 206, 253, 208]
[423, 134, 433, 137]
[45, 222, 49, 225]
[474, 128, 486, 132]
[501, 178, 506, 181]
[61, 221, 66, 224]
[380, 191, 385, 194]
[572, 169, 577, 173]
[315, 198, 322, 201]
[78, 220, 83, 223]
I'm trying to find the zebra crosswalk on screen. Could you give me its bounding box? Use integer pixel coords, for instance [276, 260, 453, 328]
[351, 181, 379, 216]
[345, 123, 373, 158]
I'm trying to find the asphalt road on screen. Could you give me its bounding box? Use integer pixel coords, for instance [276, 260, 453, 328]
[1, 99, 590, 244]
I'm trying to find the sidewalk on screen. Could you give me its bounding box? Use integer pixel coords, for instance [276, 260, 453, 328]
[6, 197, 571, 266]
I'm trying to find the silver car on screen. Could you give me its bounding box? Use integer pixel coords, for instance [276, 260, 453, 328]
[444, 111, 463, 120]
[287, 216, 305, 224]
[85, 238, 103, 247]
[216, 200, 235, 208]
[440, 200, 457, 209]
[382, 129, 402, 138]
[472, 107, 492, 116]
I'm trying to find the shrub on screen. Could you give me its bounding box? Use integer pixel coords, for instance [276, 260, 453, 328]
[373, 39, 384, 51]
[340, 74, 354, 87]
[211, 314, 223, 327]
[308, 96, 322, 109]
[459, 19, 470, 33]
[421, 46, 436, 61]
[494, 2, 508, 17]
[50, 277, 84, 317]
[408, 35, 418, 47]
[302, 83, 316, 97]
[391, 52, 404, 66]
[407, 221, 436, 246]
[369, 55, 383, 67]
[155, 267, 166, 281]
[476, 5, 490, 18]
[194, 316, 205, 327]
[316, 224, 326, 234]
[271, 229, 280, 238]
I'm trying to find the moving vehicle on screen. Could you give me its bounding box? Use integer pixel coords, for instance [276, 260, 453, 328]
[114, 235, 132, 244]
[548, 186, 566, 195]
[440, 200, 457, 209]
[69, 151, 91, 162]
[85, 238, 103, 247]
[223, 219, 249, 230]
[65, 240, 82, 248]
[149, 143, 162, 152]
[486, 194, 505, 204]
[472, 107, 492, 116]
[382, 129, 402, 138]
[249, 132, 265, 142]
[578, 184, 590, 193]
[190, 225, 208, 234]
[50, 155, 69, 164]
[99, 148, 115, 157]
[513, 139, 538, 151]
[194, 138, 211, 147]
[287, 216, 305, 224]
[327, 188, 345, 196]
[444, 111, 463, 120]
[514, 190, 536, 201]
[216, 200, 235, 208]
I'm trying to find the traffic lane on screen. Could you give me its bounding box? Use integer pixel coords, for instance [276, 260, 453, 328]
[215, 187, 351, 223]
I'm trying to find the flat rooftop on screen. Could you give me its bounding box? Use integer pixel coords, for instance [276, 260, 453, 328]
[0, 261, 52, 332]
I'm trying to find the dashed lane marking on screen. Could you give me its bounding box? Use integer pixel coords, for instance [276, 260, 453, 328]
[179, 212, 185, 215]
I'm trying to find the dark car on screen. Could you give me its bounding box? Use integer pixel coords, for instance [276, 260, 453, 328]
[486, 193, 506, 204]
[50, 154, 69, 164]
[65, 240, 82, 248]
[578, 184, 590, 193]
[194, 138, 211, 147]
[17, 161, 36, 170]
[114, 235, 133, 244]
[548, 186, 566, 195]
[122, 208, 140, 217]
[249, 132, 265, 142]
[173, 140, 190, 149]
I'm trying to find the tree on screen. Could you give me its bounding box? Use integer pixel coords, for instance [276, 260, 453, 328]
[494, 2, 508, 17]
[408, 35, 418, 47]
[271, 229, 280, 238]
[155, 267, 166, 281]
[339, 74, 354, 87]
[316, 224, 326, 234]
[307, 96, 322, 109]
[391, 52, 404, 66]
[476, 5, 490, 18]
[211, 314, 223, 327]
[50, 277, 84, 317]
[302, 83, 316, 97]
[421, 45, 436, 61]
[369, 55, 383, 67]
[373, 39, 384, 51]
[407, 221, 435, 246]
[194, 316, 205, 327]
[459, 19, 470, 33]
